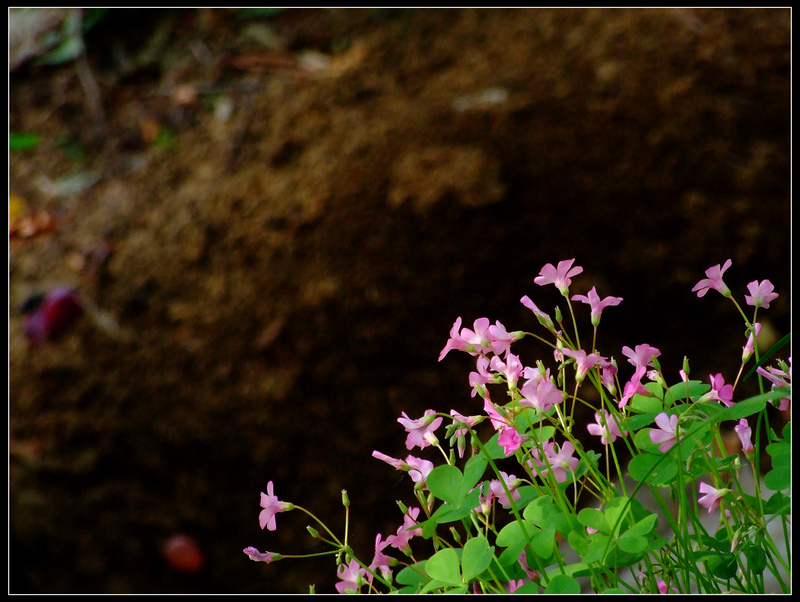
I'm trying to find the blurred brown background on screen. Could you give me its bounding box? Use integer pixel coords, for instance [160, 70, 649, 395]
[9, 8, 790, 593]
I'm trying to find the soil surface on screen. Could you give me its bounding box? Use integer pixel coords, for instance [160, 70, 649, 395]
[9, 8, 790, 594]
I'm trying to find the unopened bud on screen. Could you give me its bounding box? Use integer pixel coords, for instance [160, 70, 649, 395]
[682, 356, 690, 377]
[307, 525, 320, 538]
[341, 490, 350, 508]
[396, 500, 409, 515]
[554, 306, 563, 323]
[423, 431, 439, 447]
[449, 526, 462, 543]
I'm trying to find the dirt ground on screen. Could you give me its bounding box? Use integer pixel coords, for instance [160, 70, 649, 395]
[9, 8, 790, 594]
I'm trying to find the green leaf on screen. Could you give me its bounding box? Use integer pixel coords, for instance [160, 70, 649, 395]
[764, 467, 791, 491]
[427, 465, 463, 506]
[419, 580, 460, 594]
[531, 526, 556, 559]
[708, 552, 738, 579]
[461, 536, 494, 582]
[633, 428, 661, 453]
[396, 563, 428, 586]
[524, 495, 576, 536]
[578, 507, 610, 535]
[704, 391, 775, 423]
[766, 439, 790, 460]
[628, 412, 659, 432]
[577, 531, 611, 565]
[604, 496, 633, 537]
[625, 513, 658, 538]
[630, 393, 665, 413]
[628, 452, 677, 485]
[663, 380, 709, 404]
[743, 543, 767, 574]
[617, 534, 647, 554]
[425, 548, 461, 585]
[496, 520, 535, 548]
[544, 574, 581, 594]
[763, 491, 791, 516]
[462, 456, 487, 496]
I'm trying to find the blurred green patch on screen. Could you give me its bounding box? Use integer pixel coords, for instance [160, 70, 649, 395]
[56, 134, 86, 163]
[9, 133, 41, 151]
[235, 8, 285, 20]
[153, 128, 175, 149]
[34, 8, 110, 66]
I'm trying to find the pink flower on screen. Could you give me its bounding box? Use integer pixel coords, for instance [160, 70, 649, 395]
[449, 409, 481, 434]
[599, 358, 618, 395]
[405, 456, 435, 485]
[757, 359, 791, 411]
[697, 482, 729, 514]
[477, 482, 495, 515]
[483, 397, 510, 430]
[744, 280, 779, 309]
[490, 352, 525, 389]
[369, 534, 395, 582]
[517, 552, 539, 582]
[371, 450, 406, 471]
[700, 373, 734, 407]
[530, 441, 578, 483]
[692, 259, 732, 298]
[243, 546, 279, 563]
[534, 259, 583, 296]
[469, 355, 497, 396]
[562, 348, 605, 383]
[336, 558, 368, 594]
[734, 419, 754, 458]
[649, 412, 679, 452]
[372, 451, 434, 487]
[508, 579, 524, 593]
[498, 426, 525, 456]
[439, 317, 469, 360]
[587, 410, 627, 445]
[520, 295, 555, 330]
[397, 410, 442, 450]
[618, 365, 651, 408]
[259, 481, 293, 531]
[439, 317, 493, 361]
[742, 323, 761, 362]
[571, 286, 623, 326]
[490, 471, 522, 507]
[386, 507, 422, 554]
[621, 344, 662, 370]
[487, 320, 524, 355]
[519, 376, 563, 412]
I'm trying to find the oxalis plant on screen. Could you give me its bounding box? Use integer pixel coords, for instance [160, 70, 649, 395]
[244, 259, 791, 594]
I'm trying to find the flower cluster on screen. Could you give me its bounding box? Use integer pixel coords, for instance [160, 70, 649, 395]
[244, 259, 790, 594]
